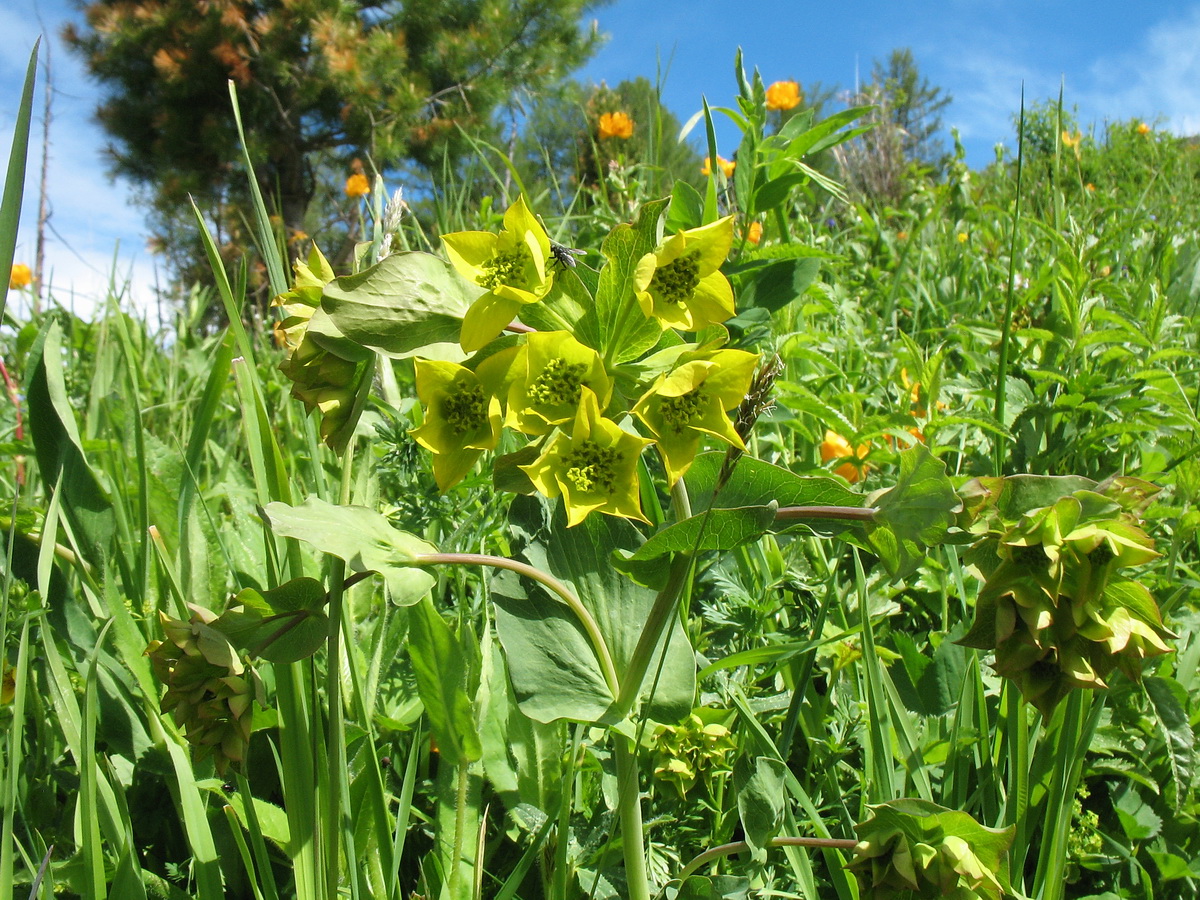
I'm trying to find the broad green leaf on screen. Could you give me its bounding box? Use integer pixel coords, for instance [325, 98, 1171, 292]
[492, 497, 695, 725]
[1113, 785, 1162, 841]
[222, 793, 291, 848]
[24, 321, 115, 573]
[665, 181, 704, 234]
[217, 577, 329, 664]
[729, 257, 821, 313]
[408, 597, 482, 765]
[687, 451, 861, 514]
[595, 199, 669, 363]
[734, 756, 787, 854]
[864, 445, 959, 578]
[672, 875, 751, 900]
[614, 505, 778, 587]
[260, 498, 436, 605]
[321, 251, 482, 360]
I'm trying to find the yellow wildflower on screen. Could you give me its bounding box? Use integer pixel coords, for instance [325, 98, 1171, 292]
[1137, 122, 1151, 135]
[345, 173, 371, 198]
[956, 232, 968, 243]
[1061, 130, 1080, 148]
[598, 111, 634, 140]
[701, 156, 736, 178]
[745, 221, 763, 244]
[1085, 183, 1095, 192]
[765, 80, 801, 111]
[633, 216, 736, 332]
[9, 263, 32, 290]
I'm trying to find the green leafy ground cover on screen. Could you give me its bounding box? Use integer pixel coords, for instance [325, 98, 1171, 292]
[3, 48, 1200, 900]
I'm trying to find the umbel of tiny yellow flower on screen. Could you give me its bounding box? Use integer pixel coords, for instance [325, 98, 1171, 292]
[633, 349, 759, 484]
[633, 216, 736, 332]
[521, 389, 652, 527]
[9, 263, 32, 290]
[441, 195, 555, 352]
[598, 110, 634, 139]
[505, 331, 612, 436]
[765, 80, 801, 111]
[345, 172, 371, 198]
[701, 155, 736, 178]
[410, 358, 503, 491]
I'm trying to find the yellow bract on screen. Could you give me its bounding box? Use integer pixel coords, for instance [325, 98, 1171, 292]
[441, 196, 555, 352]
[633, 217, 736, 332]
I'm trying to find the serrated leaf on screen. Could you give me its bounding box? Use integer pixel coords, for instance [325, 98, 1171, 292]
[1144, 676, 1194, 803]
[260, 498, 436, 605]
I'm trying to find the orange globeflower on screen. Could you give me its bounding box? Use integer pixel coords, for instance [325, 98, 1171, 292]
[820, 429, 870, 483]
[345, 173, 371, 198]
[9, 263, 32, 290]
[765, 80, 801, 111]
[1137, 122, 1151, 135]
[598, 111, 634, 139]
[745, 221, 763, 244]
[701, 155, 735, 177]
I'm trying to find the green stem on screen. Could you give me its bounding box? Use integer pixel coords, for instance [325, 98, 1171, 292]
[774, 505, 879, 523]
[414, 552, 619, 696]
[613, 478, 695, 719]
[615, 738, 651, 900]
[677, 835, 858, 882]
[322, 441, 356, 900]
[450, 760, 470, 900]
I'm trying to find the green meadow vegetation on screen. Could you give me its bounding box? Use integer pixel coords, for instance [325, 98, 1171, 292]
[3, 28, 1200, 900]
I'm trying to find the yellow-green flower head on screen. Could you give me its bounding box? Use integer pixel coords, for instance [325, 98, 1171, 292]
[633, 216, 736, 331]
[521, 389, 652, 527]
[633, 349, 758, 484]
[440, 196, 554, 352]
[507, 331, 613, 435]
[410, 359, 503, 491]
[272, 243, 336, 353]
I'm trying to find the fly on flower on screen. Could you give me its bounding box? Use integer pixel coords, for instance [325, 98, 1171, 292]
[549, 240, 587, 270]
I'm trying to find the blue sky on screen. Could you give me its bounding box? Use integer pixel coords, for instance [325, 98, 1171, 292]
[3, 0, 1200, 316]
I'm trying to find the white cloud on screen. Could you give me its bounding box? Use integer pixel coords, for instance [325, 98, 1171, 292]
[1077, 4, 1200, 135]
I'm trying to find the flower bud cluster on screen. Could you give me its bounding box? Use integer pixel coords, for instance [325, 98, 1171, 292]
[146, 607, 265, 776]
[958, 477, 1173, 716]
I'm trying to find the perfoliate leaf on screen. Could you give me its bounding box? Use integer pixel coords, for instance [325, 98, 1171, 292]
[321, 251, 482, 360]
[260, 498, 436, 605]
